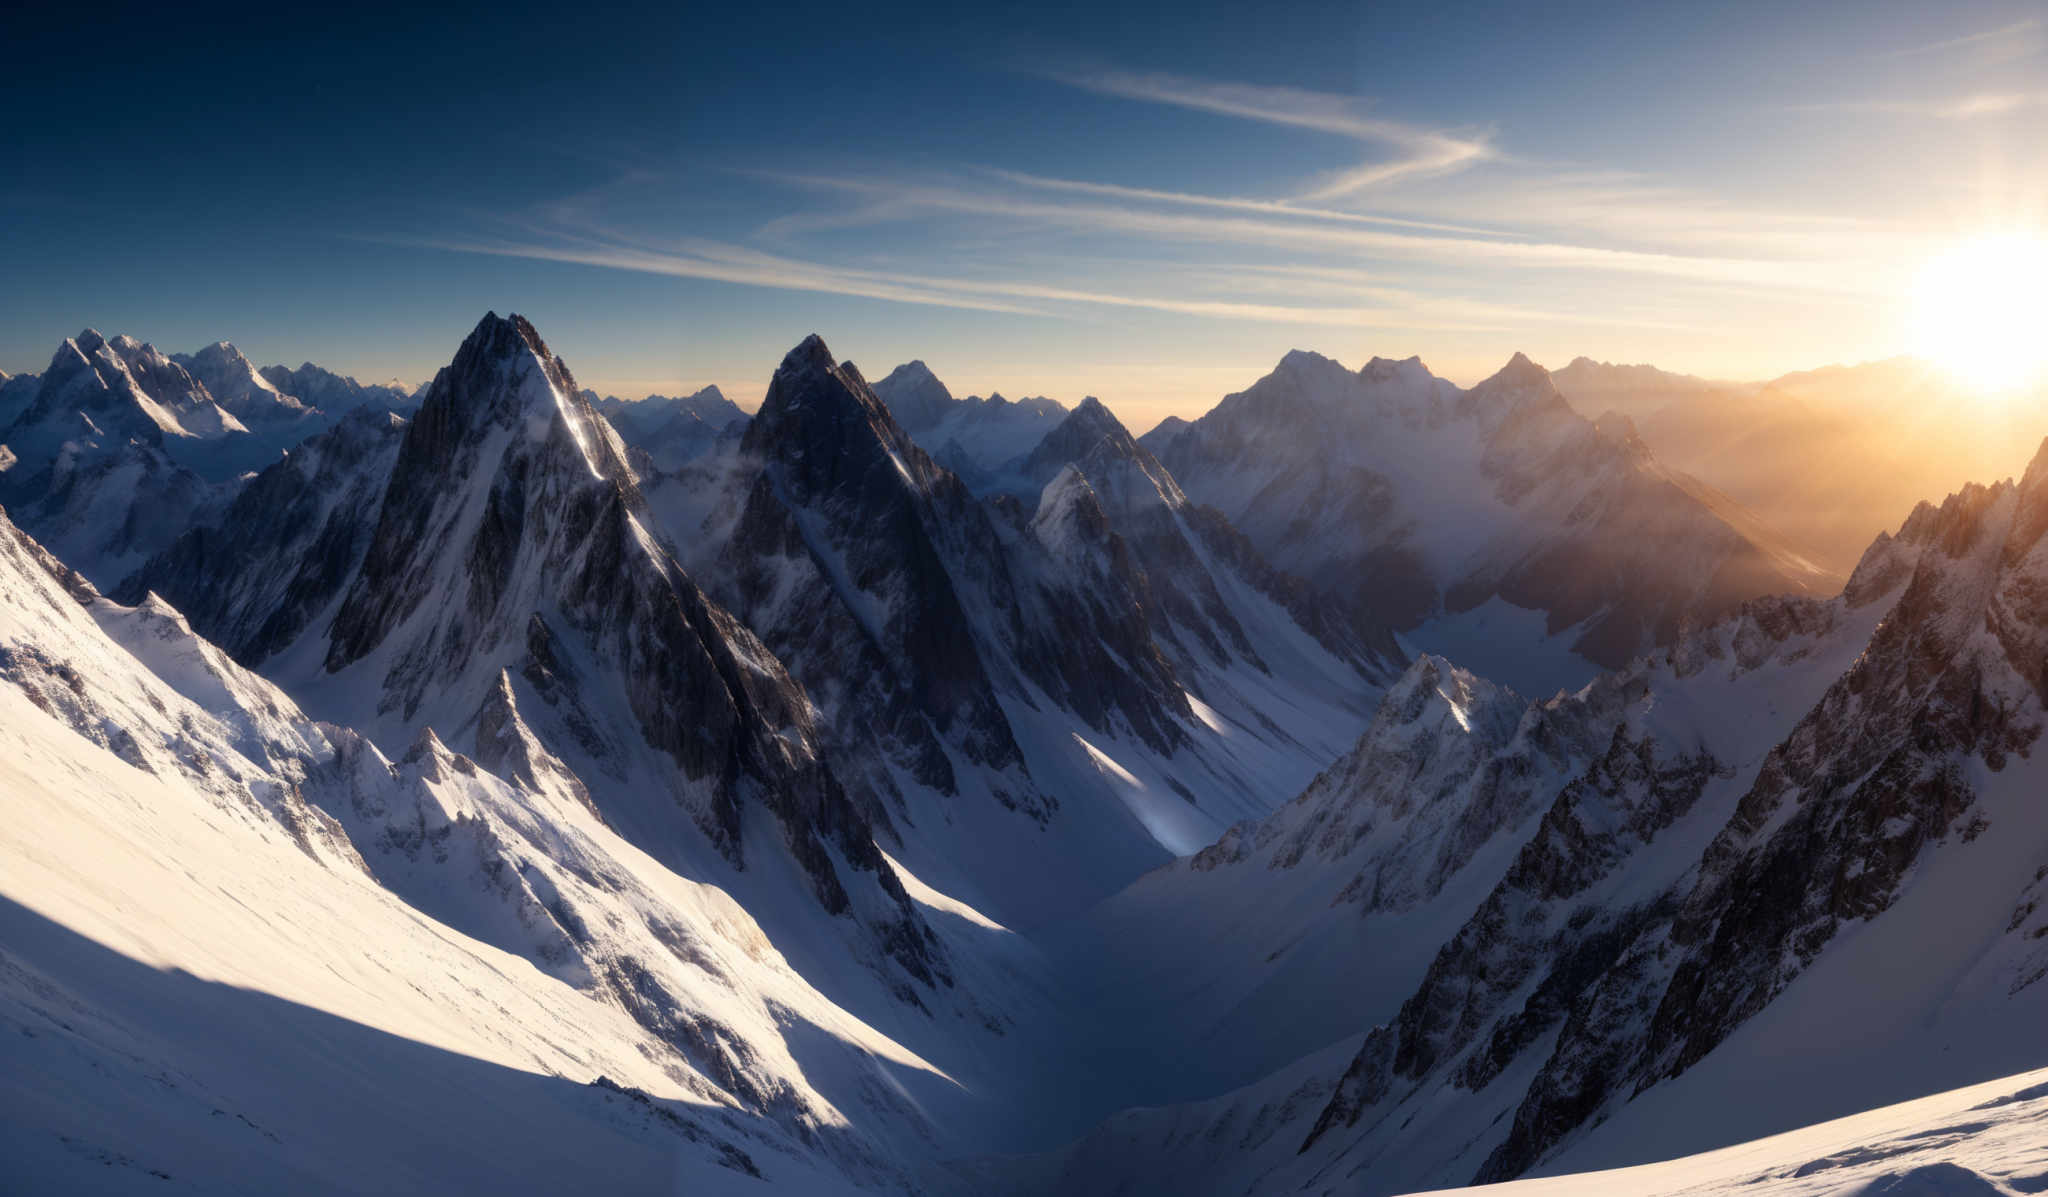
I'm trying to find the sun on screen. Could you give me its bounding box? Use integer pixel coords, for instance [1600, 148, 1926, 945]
[1909, 234, 2048, 394]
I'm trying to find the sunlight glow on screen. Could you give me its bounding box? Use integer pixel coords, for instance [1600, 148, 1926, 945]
[1910, 234, 2048, 393]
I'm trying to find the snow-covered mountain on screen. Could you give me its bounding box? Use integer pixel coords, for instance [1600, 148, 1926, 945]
[0, 366, 44, 430]
[651, 335, 1387, 924]
[871, 360, 1068, 488]
[178, 341, 317, 425]
[594, 385, 749, 472]
[1409, 1064, 2048, 1196]
[0, 330, 434, 588]
[260, 359, 417, 415]
[1548, 356, 1751, 429]
[184, 315, 948, 993]
[13, 312, 2044, 1196]
[1008, 443, 2048, 1194]
[0, 331, 237, 586]
[9, 314, 1399, 1190]
[1143, 350, 1839, 693]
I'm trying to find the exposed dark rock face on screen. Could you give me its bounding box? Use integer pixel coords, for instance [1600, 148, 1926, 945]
[712, 337, 1220, 821]
[720, 337, 1037, 803]
[1294, 672, 1715, 1154]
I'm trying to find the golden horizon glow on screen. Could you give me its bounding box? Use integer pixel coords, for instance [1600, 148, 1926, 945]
[1910, 234, 2048, 395]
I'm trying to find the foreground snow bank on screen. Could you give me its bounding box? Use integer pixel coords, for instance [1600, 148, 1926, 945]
[1402, 1064, 2048, 1196]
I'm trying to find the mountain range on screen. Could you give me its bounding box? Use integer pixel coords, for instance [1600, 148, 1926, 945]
[3, 312, 2044, 1195]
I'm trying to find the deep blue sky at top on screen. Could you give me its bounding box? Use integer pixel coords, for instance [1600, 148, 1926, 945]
[4, 0, 2044, 422]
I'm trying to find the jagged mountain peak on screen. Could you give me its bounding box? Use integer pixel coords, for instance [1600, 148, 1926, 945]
[190, 339, 245, 362]
[323, 311, 644, 676]
[1265, 348, 1365, 397]
[176, 338, 314, 423]
[1276, 347, 1340, 372]
[1457, 350, 1571, 432]
[290, 317, 950, 1003]
[413, 309, 633, 486]
[1384, 650, 1511, 712]
[1476, 349, 1555, 393]
[182, 339, 268, 383]
[1018, 392, 1188, 514]
[21, 329, 200, 441]
[1361, 353, 1436, 384]
[745, 332, 940, 499]
[255, 360, 416, 416]
[875, 358, 950, 410]
[43, 335, 99, 378]
[1028, 463, 1113, 554]
[1049, 393, 1125, 440]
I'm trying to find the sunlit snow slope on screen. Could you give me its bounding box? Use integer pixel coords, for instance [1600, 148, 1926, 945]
[1403, 1065, 2048, 1197]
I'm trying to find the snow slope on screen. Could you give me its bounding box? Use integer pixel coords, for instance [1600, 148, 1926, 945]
[0, 498, 969, 1193]
[1405, 1064, 2048, 1197]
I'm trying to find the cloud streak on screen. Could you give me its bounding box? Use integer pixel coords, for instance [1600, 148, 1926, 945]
[1874, 18, 2043, 60]
[974, 167, 1515, 236]
[1046, 67, 1494, 197]
[1800, 90, 2048, 119]
[752, 172, 1851, 292]
[400, 230, 1553, 331]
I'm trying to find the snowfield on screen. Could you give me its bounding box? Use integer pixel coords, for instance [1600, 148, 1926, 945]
[1404, 1065, 2048, 1196]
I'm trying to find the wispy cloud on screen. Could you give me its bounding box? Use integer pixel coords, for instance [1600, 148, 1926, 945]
[369, 51, 1920, 378]
[1045, 67, 1494, 198]
[749, 171, 1848, 292]
[1874, 17, 2043, 60]
[1799, 89, 2048, 119]
[393, 234, 1046, 316]
[974, 167, 1515, 236]
[1371, 167, 1909, 260]
[1937, 90, 2048, 116]
[397, 229, 1536, 330]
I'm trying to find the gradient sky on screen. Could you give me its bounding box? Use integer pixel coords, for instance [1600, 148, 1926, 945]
[5, 0, 2045, 429]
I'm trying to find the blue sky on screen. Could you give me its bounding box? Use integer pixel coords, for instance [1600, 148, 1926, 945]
[4, 0, 2045, 427]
